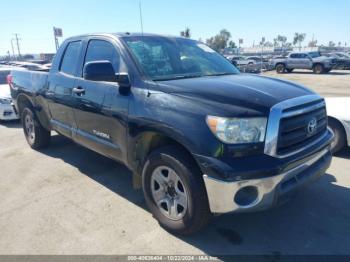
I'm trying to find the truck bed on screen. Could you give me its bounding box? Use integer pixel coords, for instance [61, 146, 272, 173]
[10, 69, 49, 98]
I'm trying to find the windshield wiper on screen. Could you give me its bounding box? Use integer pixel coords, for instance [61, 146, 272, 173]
[204, 72, 237, 77]
[153, 74, 203, 81]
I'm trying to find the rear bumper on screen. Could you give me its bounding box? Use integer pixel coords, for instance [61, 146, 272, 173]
[203, 147, 332, 213]
[0, 103, 19, 120]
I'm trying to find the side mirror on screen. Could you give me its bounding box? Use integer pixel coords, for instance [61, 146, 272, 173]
[116, 72, 131, 95]
[83, 61, 116, 82]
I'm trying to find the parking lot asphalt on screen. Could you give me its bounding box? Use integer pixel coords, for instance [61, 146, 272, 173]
[0, 71, 350, 255]
[263, 69, 350, 97]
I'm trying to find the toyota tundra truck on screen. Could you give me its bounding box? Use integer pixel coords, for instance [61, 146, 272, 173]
[9, 33, 333, 234]
[272, 51, 336, 74]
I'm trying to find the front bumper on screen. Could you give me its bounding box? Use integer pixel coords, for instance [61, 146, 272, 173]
[203, 148, 332, 213]
[0, 103, 19, 120]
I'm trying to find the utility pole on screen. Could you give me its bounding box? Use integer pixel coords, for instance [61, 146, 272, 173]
[10, 39, 15, 60]
[14, 34, 22, 60]
[261, 37, 265, 73]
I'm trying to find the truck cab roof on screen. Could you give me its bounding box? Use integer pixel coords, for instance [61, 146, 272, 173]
[64, 32, 185, 42]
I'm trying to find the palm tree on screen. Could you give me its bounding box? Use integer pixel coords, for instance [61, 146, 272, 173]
[293, 33, 306, 51]
[180, 27, 191, 38]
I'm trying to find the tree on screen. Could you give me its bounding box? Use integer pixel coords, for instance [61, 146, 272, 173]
[206, 29, 232, 51]
[308, 40, 318, 47]
[328, 41, 336, 47]
[277, 35, 287, 48]
[180, 27, 191, 38]
[228, 40, 237, 49]
[293, 33, 306, 50]
[264, 41, 273, 47]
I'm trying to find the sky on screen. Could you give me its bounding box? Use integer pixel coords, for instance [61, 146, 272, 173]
[1, 0, 349, 56]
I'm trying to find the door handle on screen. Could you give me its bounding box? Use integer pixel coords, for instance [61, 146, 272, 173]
[72, 87, 85, 95]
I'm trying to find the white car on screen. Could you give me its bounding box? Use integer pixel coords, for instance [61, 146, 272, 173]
[227, 56, 256, 66]
[326, 97, 350, 153]
[0, 68, 19, 121]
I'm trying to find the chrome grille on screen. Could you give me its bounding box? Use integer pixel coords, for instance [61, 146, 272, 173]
[277, 102, 327, 155]
[264, 95, 328, 158]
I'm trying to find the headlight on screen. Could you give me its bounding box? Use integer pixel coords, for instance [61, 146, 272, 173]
[206, 116, 267, 144]
[0, 98, 12, 104]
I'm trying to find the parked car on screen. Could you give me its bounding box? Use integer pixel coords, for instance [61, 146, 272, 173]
[272, 52, 336, 74]
[42, 63, 52, 69]
[0, 68, 20, 120]
[325, 53, 350, 70]
[26, 59, 50, 65]
[228, 56, 256, 66]
[246, 56, 270, 63]
[10, 33, 333, 234]
[10, 61, 49, 71]
[325, 97, 350, 153]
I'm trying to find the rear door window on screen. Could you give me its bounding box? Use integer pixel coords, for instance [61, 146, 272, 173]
[60, 41, 82, 75]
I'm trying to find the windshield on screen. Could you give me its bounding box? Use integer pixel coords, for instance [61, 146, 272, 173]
[123, 36, 239, 81]
[308, 52, 321, 58]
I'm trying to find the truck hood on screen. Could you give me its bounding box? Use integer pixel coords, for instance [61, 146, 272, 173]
[0, 84, 11, 99]
[155, 74, 313, 113]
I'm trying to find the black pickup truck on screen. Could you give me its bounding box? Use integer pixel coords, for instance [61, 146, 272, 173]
[9, 33, 333, 234]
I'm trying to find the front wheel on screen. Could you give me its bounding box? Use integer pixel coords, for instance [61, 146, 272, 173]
[328, 118, 346, 154]
[142, 146, 211, 235]
[276, 64, 286, 73]
[313, 64, 324, 74]
[22, 107, 51, 149]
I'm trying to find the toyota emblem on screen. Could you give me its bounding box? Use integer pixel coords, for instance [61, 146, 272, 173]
[307, 118, 318, 135]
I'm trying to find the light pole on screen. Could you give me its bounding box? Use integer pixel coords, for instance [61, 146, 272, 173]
[14, 34, 22, 60]
[261, 37, 265, 72]
[10, 39, 15, 60]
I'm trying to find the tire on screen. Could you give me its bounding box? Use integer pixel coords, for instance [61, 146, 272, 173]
[22, 107, 51, 149]
[313, 64, 324, 74]
[286, 68, 294, 73]
[142, 146, 211, 235]
[328, 118, 346, 154]
[276, 63, 286, 73]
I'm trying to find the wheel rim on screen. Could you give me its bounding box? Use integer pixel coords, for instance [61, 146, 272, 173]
[24, 114, 35, 143]
[277, 65, 284, 73]
[315, 65, 322, 73]
[150, 166, 188, 221]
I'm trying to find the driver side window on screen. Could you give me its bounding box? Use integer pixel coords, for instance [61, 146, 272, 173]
[84, 40, 124, 73]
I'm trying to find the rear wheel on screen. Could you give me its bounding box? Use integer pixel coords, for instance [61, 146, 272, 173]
[276, 64, 286, 73]
[142, 146, 211, 235]
[328, 118, 346, 154]
[313, 64, 324, 74]
[22, 107, 51, 149]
